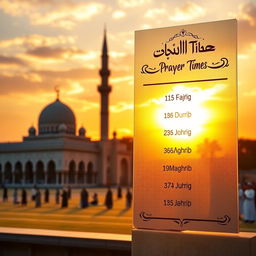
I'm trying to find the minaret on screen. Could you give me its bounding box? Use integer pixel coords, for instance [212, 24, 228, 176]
[98, 28, 112, 140]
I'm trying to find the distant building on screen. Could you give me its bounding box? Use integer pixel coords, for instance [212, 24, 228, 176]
[238, 139, 256, 183]
[0, 31, 132, 187]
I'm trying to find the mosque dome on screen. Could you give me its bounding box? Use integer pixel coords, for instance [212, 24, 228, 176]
[28, 126, 36, 136]
[79, 126, 86, 137]
[38, 99, 76, 135]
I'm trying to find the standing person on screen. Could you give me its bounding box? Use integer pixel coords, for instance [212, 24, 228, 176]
[44, 188, 49, 203]
[31, 186, 36, 201]
[61, 189, 68, 208]
[55, 188, 60, 204]
[243, 182, 256, 223]
[35, 189, 41, 208]
[80, 188, 89, 208]
[13, 188, 19, 204]
[105, 187, 113, 210]
[126, 188, 132, 209]
[21, 189, 27, 206]
[117, 186, 122, 199]
[239, 184, 244, 220]
[67, 186, 72, 200]
[3, 185, 8, 202]
[91, 193, 98, 206]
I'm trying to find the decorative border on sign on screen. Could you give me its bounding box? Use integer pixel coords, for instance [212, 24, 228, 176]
[139, 211, 231, 227]
[207, 57, 229, 69]
[141, 58, 229, 74]
[166, 29, 204, 43]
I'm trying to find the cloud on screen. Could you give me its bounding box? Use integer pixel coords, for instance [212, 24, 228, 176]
[112, 10, 126, 19]
[0, 65, 99, 96]
[238, 2, 256, 26]
[0, 0, 104, 29]
[26, 46, 84, 59]
[238, 20, 256, 52]
[110, 53, 133, 71]
[109, 51, 127, 58]
[0, 73, 44, 95]
[0, 34, 75, 51]
[118, 0, 151, 8]
[38, 67, 98, 80]
[228, 2, 256, 52]
[0, 55, 26, 66]
[110, 102, 133, 113]
[110, 75, 133, 84]
[144, 8, 167, 19]
[0, 34, 97, 70]
[169, 2, 206, 22]
[80, 100, 99, 112]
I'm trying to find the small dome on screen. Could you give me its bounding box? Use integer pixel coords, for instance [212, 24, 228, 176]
[79, 126, 86, 137]
[28, 126, 36, 136]
[58, 123, 67, 133]
[38, 99, 76, 135]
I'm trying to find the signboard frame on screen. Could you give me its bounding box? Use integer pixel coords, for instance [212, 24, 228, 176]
[133, 19, 238, 233]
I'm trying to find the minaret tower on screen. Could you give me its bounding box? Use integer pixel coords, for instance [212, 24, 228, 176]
[98, 28, 112, 140]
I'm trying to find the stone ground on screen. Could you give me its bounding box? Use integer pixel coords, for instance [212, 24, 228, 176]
[0, 188, 255, 234]
[0, 188, 132, 234]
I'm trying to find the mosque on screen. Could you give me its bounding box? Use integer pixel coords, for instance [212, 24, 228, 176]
[0, 31, 132, 188]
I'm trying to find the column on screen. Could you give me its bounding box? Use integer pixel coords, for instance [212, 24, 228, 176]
[55, 172, 57, 185]
[45, 172, 48, 186]
[60, 172, 63, 185]
[75, 171, 78, 185]
[11, 171, 14, 185]
[33, 171, 36, 185]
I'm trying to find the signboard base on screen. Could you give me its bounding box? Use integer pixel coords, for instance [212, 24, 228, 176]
[132, 229, 256, 256]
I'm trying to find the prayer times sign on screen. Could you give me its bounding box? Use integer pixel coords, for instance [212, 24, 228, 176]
[133, 20, 238, 233]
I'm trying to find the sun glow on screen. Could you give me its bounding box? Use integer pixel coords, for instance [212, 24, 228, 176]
[155, 84, 225, 141]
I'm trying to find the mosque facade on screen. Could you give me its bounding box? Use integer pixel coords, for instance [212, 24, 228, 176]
[0, 32, 132, 188]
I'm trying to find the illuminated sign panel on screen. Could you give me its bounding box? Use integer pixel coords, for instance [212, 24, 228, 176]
[133, 20, 238, 233]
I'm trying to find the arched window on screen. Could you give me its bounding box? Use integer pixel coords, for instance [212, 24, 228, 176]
[77, 161, 85, 184]
[120, 158, 129, 186]
[25, 161, 33, 184]
[4, 162, 12, 184]
[87, 162, 93, 184]
[36, 161, 45, 184]
[68, 160, 76, 184]
[47, 161, 56, 184]
[14, 162, 22, 184]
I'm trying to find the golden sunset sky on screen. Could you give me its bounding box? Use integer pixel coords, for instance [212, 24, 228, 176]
[0, 0, 255, 141]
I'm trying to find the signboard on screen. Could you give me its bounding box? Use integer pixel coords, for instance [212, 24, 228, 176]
[133, 20, 238, 233]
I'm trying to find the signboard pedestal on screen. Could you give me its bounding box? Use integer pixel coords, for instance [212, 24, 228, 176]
[132, 229, 256, 256]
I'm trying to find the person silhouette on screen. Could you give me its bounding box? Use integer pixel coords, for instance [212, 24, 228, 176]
[35, 189, 41, 208]
[91, 193, 98, 206]
[105, 187, 113, 209]
[21, 189, 27, 206]
[61, 189, 68, 208]
[44, 188, 49, 203]
[3, 185, 8, 202]
[126, 188, 132, 209]
[55, 189, 60, 204]
[80, 188, 89, 208]
[117, 186, 122, 199]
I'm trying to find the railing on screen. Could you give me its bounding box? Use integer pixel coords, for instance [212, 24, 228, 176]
[0, 227, 131, 256]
